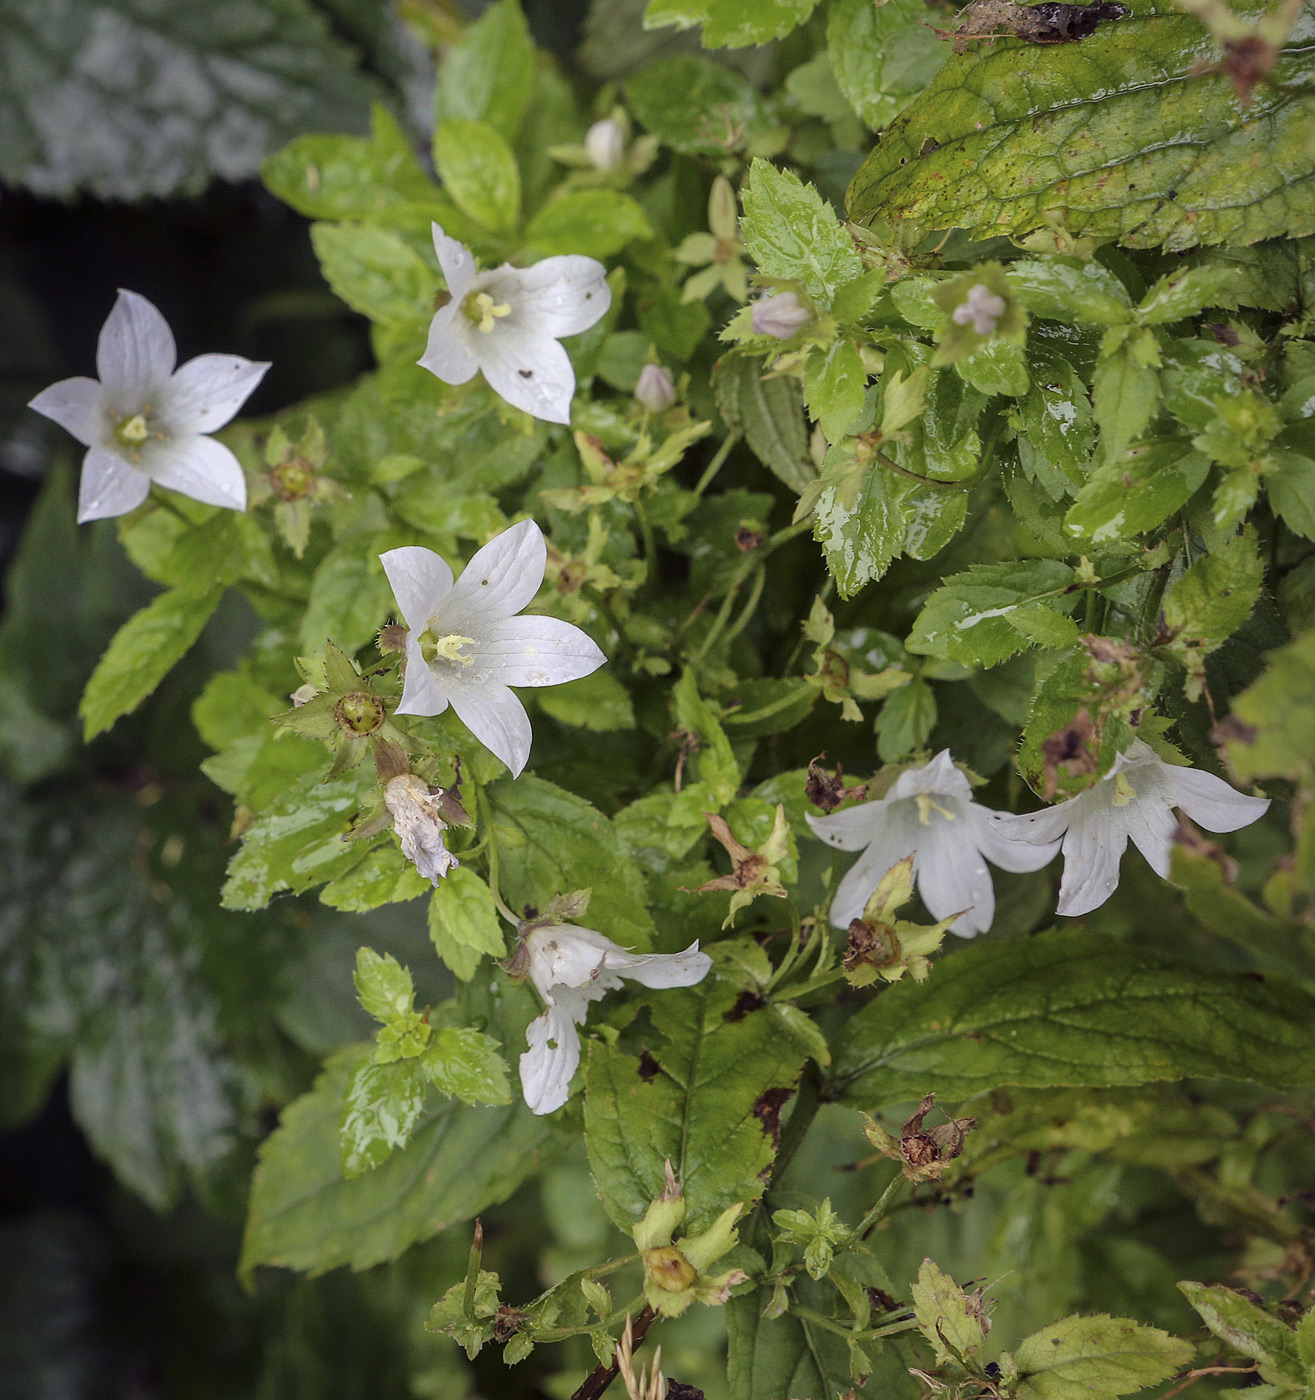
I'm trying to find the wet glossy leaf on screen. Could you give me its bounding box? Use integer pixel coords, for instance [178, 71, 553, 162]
[433, 0, 534, 142]
[1011, 1314, 1194, 1400]
[741, 158, 863, 305]
[1064, 439, 1210, 544]
[827, 0, 948, 130]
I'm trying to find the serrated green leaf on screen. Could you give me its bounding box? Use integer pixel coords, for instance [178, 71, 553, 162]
[833, 929, 1315, 1107]
[584, 977, 805, 1231]
[433, 0, 534, 142]
[420, 1027, 512, 1107]
[908, 560, 1079, 668]
[741, 158, 863, 305]
[433, 118, 521, 233]
[805, 339, 868, 443]
[1012, 1314, 1194, 1400]
[537, 667, 636, 732]
[1017, 356, 1094, 499]
[1092, 350, 1159, 461]
[1178, 1283, 1307, 1388]
[524, 189, 653, 259]
[643, 0, 818, 47]
[299, 540, 396, 654]
[715, 352, 816, 495]
[427, 867, 506, 982]
[846, 1, 1315, 252]
[1223, 630, 1315, 788]
[1268, 451, 1315, 539]
[1137, 264, 1239, 324]
[912, 1260, 987, 1365]
[625, 58, 769, 158]
[310, 222, 436, 325]
[1162, 527, 1262, 662]
[827, 0, 948, 130]
[353, 948, 414, 1024]
[1065, 440, 1210, 544]
[1007, 259, 1132, 326]
[80, 585, 222, 740]
[339, 1054, 427, 1177]
[241, 1046, 552, 1277]
[320, 844, 429, 912]
[875, 676, 937, 762]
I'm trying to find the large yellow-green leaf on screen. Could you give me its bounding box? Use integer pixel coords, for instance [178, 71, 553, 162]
[847, 0, 1315, 251]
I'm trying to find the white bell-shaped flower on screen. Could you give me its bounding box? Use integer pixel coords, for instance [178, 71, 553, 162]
[518, 923, 711, 1115]
[997, 740, 1270, 918]
[28, 289, 268, 522]
[807, 750, 1059, 936]
[419, 224, 610, 425]
[380, 520, 605, 777]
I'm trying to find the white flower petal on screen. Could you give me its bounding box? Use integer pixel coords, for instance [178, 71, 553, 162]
[476, 615, 605, 688]
[1055, 799, 1128, 917]
[1163, 763, 1270, 833]
[827, 812, 920, 928]
[477, 321, 577, 424]
[28, 376, 106, 447]
[380, 545, 455, 631]
[396, 635, 448, 717]
[419, 301, 480, 386]
[806, 799, 890, 853]
[519, 1003, 583, 1115]
[445, 679, 534, 777]
[441, 519, 547, 629]
[77, 446, 150, 522]
[974, 808, 1062, 873]
[1118, 771, 1179, 879]
[493, 255, 612, 339]
[97, 289, 176, 403]
[993, 802, 1071, 849]
[916, 815, 994, 936]
[527, 925, 611, 993]
[163, 353, 269, 434]
[141, 435, 247, 510]
[603, 940, 711, 989]
[432, 223, 478, 302]
[889, 749, 973, 803]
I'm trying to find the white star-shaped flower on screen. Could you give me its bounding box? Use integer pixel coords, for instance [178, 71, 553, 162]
[380, 520, 606, 778]
[996, 739, 1269, 918]
[419, 223, 611, 425]
[807, 749, 1059, 936]
[28, 289, 269, 523]
[518, 922, 711, 1115]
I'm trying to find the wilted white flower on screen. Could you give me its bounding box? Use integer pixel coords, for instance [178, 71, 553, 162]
[584, 117, 625, 171]
[28, 289, 269, 522]
[951, 283, 1007, 336]
[517, 922, 711, 1115]
[807, 750, 1059, 937]
[384, 774, 458, 885]
[634, 362, 676, 413]
[997, 740, 1270, 918]
[380, 519, 605, 777]
[751, 291, 811, 339]
[419, 224, 611, 425]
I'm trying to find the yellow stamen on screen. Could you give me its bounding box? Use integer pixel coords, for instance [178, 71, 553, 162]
[916, 794, 956, 825]
[115, 413, 150, 446]
[1113, 772, 1136, 808]
[419, 630, 476, 666]
[464, 291, 511, 333]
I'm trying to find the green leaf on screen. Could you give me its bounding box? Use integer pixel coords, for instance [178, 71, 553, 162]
[672, 669, 740, 803]
[584, 977, 806, 1230]
[420, 1027, 512, 1107]
[241, 1047, 552, 1276]
[319, 844, 430, 912]
[353, 948, 414, 1024]
[1268, 451, 1315, 539]
[0, 0, 378, 200]
[875, 676, 937, 762]
[625, 58, 768, 158]
[715, 352, 816, 495]
[1092, 350, 1159, 461]
[1137, 264, 1239, 324]
[908, 560, 1080, 668]
[1224, 629, 1315, 788]
[263, 106, 439, 220]
[1162, 527, 1262, 664]
[1178, 1283, 1306, 1388]
[1007, 259, 1132, 326]
[1064, 440, 1210, 544]
[432, 118, 521, 233]
[832, 929, 1315, 1107]
[310, 222, 436, 325]
[804, 339, 868, 443]
[740, 158, 863, 305]
[427, 867, 506, 982]
[912, 1260, 987, 1365]
[846, 2, 1315, 251]
[1016, 356, 1095, 499]
[299, 541, 396, 654]
[827, 0, 948, 130]
[1011, 1314, 1194, 1400]
[643, 0, 818, 47]
[339, 1055, 427, 1177]
[524, 189, 653, 259]
[80, 585, 222, 741]
[537, 667, 637, 732]
[726, 1289, 858, 1400]
[433, 0, 534, 142]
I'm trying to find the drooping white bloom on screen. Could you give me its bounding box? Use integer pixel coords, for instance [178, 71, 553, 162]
[997, 740, 1269, 918]
[419, 224, 611, 425]
[518, 923, 711, 1115]
[751, 291, 812, 339]
[584, 117, 626, 171]
[952, 283, 1007, 336]
[384, 774, 458, 885]
[28, 289, 269, 523]
[634, 362, 676, 412]
[807, 750, 1059, 937]
[380, 519, 605, 777]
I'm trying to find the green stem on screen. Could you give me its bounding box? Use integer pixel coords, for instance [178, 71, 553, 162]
[692, 431, 741, 499]
[633, 496, 657, 589]
[874, 447, 987, 494]
[476, 787, 520, 928]
[720, 561, 765, 649]
[841, 1168, 907, 1252]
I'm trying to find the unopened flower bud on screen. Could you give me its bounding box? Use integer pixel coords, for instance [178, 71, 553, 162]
[335, 691, 385, 735]
[377, 623, 408, 655]
[384, 774, 458, 885]
[270, 455, 315, 501]
[752, 291, 811, 339]
[643, 1246, 698, 1293]
[634, 363, 676, 413]
[951, 283, 1007, 336]
[584, 118, 625, 171]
